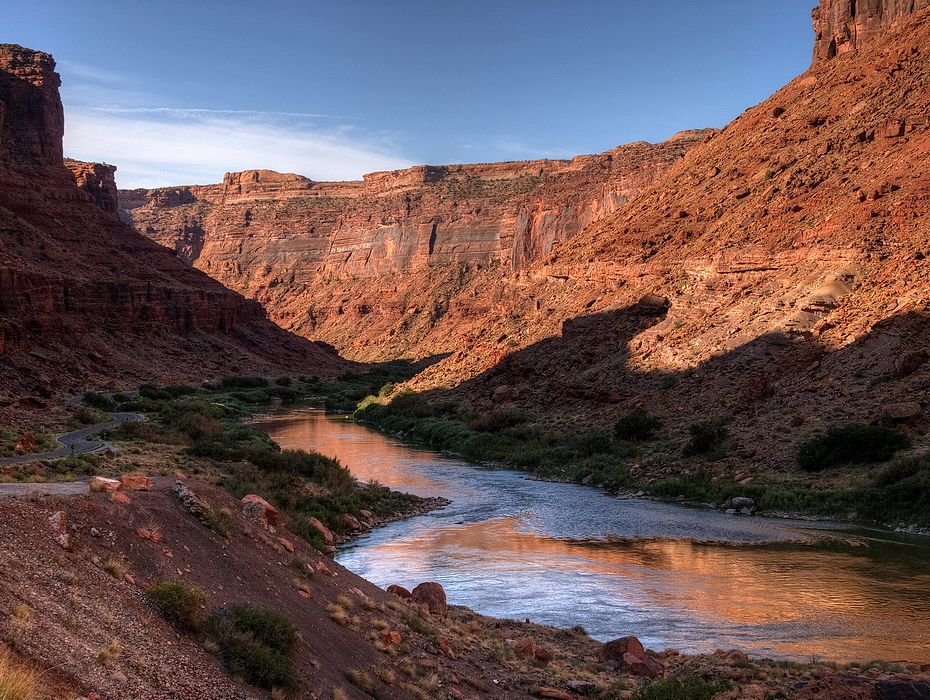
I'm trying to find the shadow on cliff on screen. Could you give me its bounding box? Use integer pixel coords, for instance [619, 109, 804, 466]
[413, 299, 930, 428]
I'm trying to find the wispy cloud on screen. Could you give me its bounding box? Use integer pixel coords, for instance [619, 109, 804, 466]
[57, 62, 414, 189]
[63, 108, 415, 189]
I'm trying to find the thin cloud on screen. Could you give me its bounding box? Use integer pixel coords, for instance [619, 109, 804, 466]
[62, 107, 415, 189]
[90, 107, 359, 120]
[56, 61, 413, 188]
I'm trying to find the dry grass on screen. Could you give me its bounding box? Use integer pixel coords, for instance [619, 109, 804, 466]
[386, 600, 405, 613]
[373, 640, 397, 656]
[373, 665, 395, 685]
[335, 594, 353, 609]
[371, 618, 389, 631]
[103, 556, 128, 579]
[397, 658, 415, 677]
[327, 604, 349, 626]
[97, 638, 123, 666]
[346, 668, 377, 696]
[332, 687, 349, 700]
[361, 597, 377, 611]
[0, 644, 42, 700]
[10, 605, 29, 623]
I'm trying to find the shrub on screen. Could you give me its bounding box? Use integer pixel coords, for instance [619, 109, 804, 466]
[683, 419, 728, 456]
[275, 376, 292, 387]
[205, 604, 299, 689]
[146, 581, 206, 630]
[470, 408, 529, 433]
[83, 392, 116, 411]
[631, 676, 731, 700]
[615, 409, 662, 442]
[204, 503, 234, 538]
[220, 376, 269, 389]
[797, 424, 911, 472]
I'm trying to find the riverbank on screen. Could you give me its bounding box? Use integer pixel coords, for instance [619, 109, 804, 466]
[354, 390, 930, 534]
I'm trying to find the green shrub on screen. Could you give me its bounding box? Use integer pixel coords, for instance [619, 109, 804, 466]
[275, 376, 292, 387]
[615, 409, 662, 442]
[683, 419, 728, 456]
[205, 604, 299, 689]
[797, 424, 911, 472]
[470, 408, 529, 433]
[83, 392, 116, 411]
[146, 581, 206, 630]
[220, 376, 269, 389]
[73, 407, 104, 426]
[631, 676, 731, 700]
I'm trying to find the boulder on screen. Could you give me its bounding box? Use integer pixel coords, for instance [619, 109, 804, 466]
[536, 688, 573, 700]
[411, 581, 447, 614]
[343, 513, 362, 531]
[881, 402, 922, 423]
[316, 562, 334, 576]
[308, 516, 334, 545]
[241, 494, 280, 527]
[110, 491, 131, 504]
[730, 497, 755, 511]
[90, 476, 121, 493]
[277, 537, 295, 552]
[387, 584, 412, 599]
[599, 636, 645, 663]
[380, 630, 402, 645]
[120, 475, 150, 491]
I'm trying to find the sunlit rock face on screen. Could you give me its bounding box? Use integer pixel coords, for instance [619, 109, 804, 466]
[812, 0, 930, 61]
[0, 44, 353, 399]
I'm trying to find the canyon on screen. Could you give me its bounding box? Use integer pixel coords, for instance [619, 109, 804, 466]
[0, 43, 352, 411]
[124, 0, 930, 472]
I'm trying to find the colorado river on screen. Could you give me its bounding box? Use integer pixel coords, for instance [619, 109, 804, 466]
[254, 409, 930, 663]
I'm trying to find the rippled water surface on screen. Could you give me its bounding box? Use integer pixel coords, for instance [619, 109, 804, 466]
[254, 410, 930, 662]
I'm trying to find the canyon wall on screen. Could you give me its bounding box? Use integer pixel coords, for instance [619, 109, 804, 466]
[812, 0, 930, 61]
[0, 44, 351, 400]
[121, 131, 713, 357]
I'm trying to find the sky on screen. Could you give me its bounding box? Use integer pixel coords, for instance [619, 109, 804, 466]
[4, 1, 816, 189]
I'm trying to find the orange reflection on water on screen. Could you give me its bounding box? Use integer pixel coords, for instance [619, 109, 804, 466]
[256, 411, 930, 663]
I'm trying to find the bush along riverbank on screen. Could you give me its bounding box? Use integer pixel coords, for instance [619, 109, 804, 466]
[355, 391, 930, 531]
[86, 378, 448, 553]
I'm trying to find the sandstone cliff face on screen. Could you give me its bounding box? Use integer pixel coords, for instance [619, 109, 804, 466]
[812, 0, 930, 61]
[0, 44, 352, 399]
[121, 131, 712, 356]
[65, 159, 119, 214]
[391, 2, 930, 470]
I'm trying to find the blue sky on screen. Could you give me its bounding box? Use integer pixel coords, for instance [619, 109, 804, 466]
[4, 1, 816, 188]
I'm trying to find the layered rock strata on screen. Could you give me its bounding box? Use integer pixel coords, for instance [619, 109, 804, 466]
[0, 44, 352, 399]
[813, 0, 930, 61]
[120, 132, 713, 357]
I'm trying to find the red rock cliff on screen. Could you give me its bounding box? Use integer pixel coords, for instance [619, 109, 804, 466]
[0, 44, 352, 399]
[65, 159, 119, 214]
[121, 130, 713, 358]
[812, 0, 930, 61]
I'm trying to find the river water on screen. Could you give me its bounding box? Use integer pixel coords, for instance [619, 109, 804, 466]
[253, 409, 930, 663]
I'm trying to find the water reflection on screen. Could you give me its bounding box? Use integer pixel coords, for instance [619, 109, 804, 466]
[255, 410, 930, 663]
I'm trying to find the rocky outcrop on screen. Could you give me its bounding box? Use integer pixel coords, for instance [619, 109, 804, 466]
[0, 45, 354, 401]
[65, 159, 118, 214]
[812, 0, 930, 61]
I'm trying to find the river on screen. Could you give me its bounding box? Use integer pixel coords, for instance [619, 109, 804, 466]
[253, 409, 930, 663]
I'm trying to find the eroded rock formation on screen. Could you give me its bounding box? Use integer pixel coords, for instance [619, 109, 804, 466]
[812, 0, 930, 61]
[0, 44, 352, 401]
[120, 131, 713, 358]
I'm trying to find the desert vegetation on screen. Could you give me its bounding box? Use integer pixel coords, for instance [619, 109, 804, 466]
[356, 390, 930, 526]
